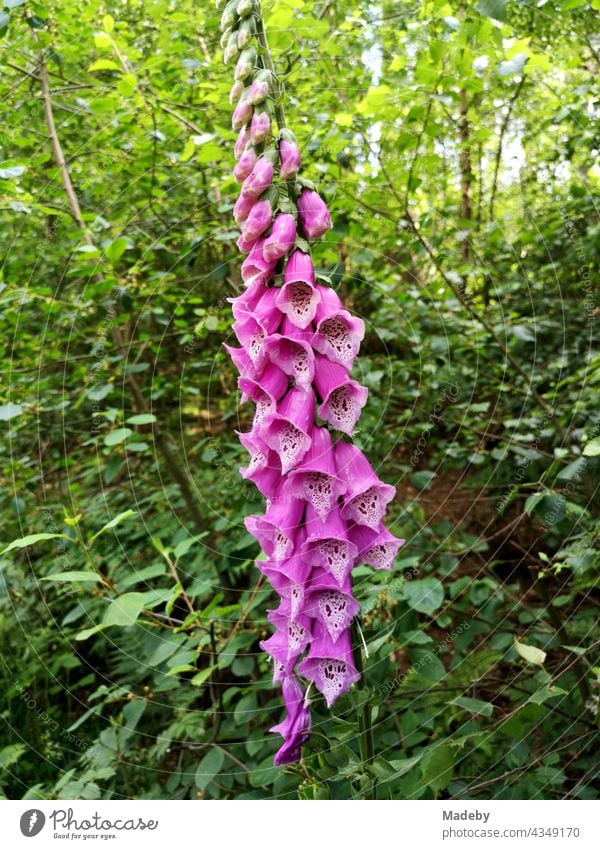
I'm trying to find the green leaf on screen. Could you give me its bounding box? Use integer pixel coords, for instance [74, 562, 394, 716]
[411, 471, 436, 491]
[404, 578, 444, 615]
[88, 509, 137, 543]
[515, 638, 547, 666]
[105, 236, 128, 263]
[477, 0, 508, 21]
[94, 31, 113, 49]
[41, 571, 101, 583]
[88, 59, 120, 72]
[451, 696, 494, 717]
[126, 413, 157, 425]
[104, 427, 133, 446]
[529, 684, 568, 705]
[103, 593, 146, 627]
[0, 402, 23, 419]
[388, 754, 424, 779]
[583, 438, 600, 457]
[195, 747, 225, 791]
[190, 665, 217, 687]
[75, 624, 108, 641]
[1, 532, 71, 555]
[420, 743, 454, 793]
[556, 457, 587, 481]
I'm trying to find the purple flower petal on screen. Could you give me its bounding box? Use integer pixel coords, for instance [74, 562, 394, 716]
[250, 109, 271, 144]
[279, 139, 301, 181]
[263, 213, 297, 262]
[335, 440, 396, 529]
[260, 387, 315, 473]
[285, 426, 346, 519]
[297, 188, 332, 240]
[241, 156, 274, 199]
[349, 523, 405, 570]
[304, 585, 360, 644]
[237, 430, 281, 499]
[238, 361, 289, 416]
[298, 626, 359, 707]
[263, 318, 315, 390]
[312, 287, 365, 367]
[241, 197, 273, 241]
[234, 127, 251, 159]
[227, 279, 267, 320]
[258, 552, 311, 620]
[240, 237, 278, 285]
[233, 145, 258, 182]
[283, 248, 315, 285]
[244, 484, 305, 561]
[270, 675, 311, 765]
[314, 356, 368, 435]
[302, 504, 358, 585]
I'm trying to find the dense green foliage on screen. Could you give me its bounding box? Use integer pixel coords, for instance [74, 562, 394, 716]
[0, 0, 598, 800]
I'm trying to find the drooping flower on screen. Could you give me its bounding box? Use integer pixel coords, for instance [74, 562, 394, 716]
[240, 238, 277, 284]
[260, 387, 314, 474]
[279, 135, 302, 180]
[285, 427, 346, 519]
[233, 145, 258, 182]
[334, 440, 396, 529]
[263, 213, 297, 262]
[232, 96, 253, 131]
[298, 626, 360, 707]
[219, 2, 400, 768]
[250, 108, 271, 144]
[297, 187, 332, 239]
[241, 156, 274, 199]
[311, 286, 366, 367]
[263, 318, 315, 390]
[241, 197, 273, 241]
[275, 251, 320, 329]
[314, 356, 369, 435]
[269, 675, 312, 766]
[247, 71, 270, 105]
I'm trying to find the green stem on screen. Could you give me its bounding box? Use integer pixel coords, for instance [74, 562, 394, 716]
[352, 620, 375, 799]
[255, 2, 287, 131]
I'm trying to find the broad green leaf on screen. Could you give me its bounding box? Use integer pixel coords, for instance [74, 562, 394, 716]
[126, 413, 157, 425]
[94, 31, 113, 49]
[476, 0, 508, 21]
[190, 665, 217, 687]
[104, 427, 132, 446]
[195, 747, 225, 791]
[88, 59, 120, 72]
[1, 532, 71, 555]
[420, 743, 454, 793]
[41, 571, 101, 583]
[515, 639, 547, 666]
[0, 402, 23, 420]
[105, 236, 128, 263]
[583, 438, 600, 457]
[404, 578, 444, 615]
[103, 593, 146, 627]
[88, 509, 137, 543]
[451, 696, 494, 717]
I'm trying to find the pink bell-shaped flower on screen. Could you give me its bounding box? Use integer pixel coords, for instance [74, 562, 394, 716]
[334, 440, 396, 530]
[285, 426, 346, 519]
[314, 355, 368, 435]
[349, 523, 405, 571]
[260, 387, 315, 473]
